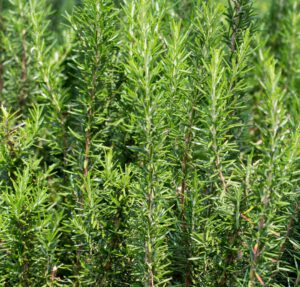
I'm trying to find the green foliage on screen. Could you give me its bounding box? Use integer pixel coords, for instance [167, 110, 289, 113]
[0, 0, 299, 286]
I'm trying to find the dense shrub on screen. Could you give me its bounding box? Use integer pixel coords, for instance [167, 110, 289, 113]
[0, 0, 300, 286]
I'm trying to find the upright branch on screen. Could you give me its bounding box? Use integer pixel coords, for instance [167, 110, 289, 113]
[205, 50, 232, 194]
[121, 0, 172, 285]
[226, 0, 254, 57]
[164, 20, 194, 285]
[67, 0, 120, 284]
[1, 1, 38, 111]
[247, 54, 298, 287]
[69, 0, 117, 188]
[28, 0, 71, 170]
[164, 21, 192, 209]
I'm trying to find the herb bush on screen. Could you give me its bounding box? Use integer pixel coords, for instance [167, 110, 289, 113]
[0, 0, 300, 286]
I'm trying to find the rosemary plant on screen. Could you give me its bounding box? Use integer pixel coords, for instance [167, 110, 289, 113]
[0, 0, 299, 286]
